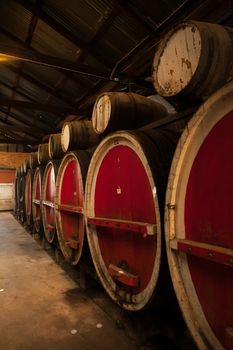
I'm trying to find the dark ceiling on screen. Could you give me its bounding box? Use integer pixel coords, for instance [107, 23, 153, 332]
[0, 0, 232, 149]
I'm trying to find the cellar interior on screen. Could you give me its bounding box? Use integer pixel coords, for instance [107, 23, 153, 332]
[0, 1, 232, 350]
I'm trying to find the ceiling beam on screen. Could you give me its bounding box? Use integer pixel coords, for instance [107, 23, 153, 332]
[0, 138, 38, 145]
[0, 44, 113, 80]
[0, 126, 39, 144]
[0, 98, 78, 114]
[0, 118, 41, 141]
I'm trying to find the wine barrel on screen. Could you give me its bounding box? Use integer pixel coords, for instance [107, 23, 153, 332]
[16, 166, 22, 177]
[152, 21, 233, 103]
[41, 160, 60, 244]
[85, 129, 179, 311]
[55, 150, 91, 264]
[20, 163, 24, 176]
[92, 92, 168, 134]
[32, 166, 44, 233]
[29, 152, 38, 169]
[48, 133, 64, 160]
[19, 174, 26, 223]
[165, 81, 233, 350]
[14, 176, 19, 216]
[61, 120, 100, 152]
[38, 143, 50, 165]
[22, 157, 30, 174]
[25, 168, 35, 226]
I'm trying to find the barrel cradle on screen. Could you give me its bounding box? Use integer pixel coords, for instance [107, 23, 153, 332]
[165, 81, 233, 350]
[92, 92, 168, 135]
[153, 21, 233, 104]
[55, 150, 91, 265]
[41, 160, 60, 244]
[85, 129, 179, 311]
[32, 166, 45, 234]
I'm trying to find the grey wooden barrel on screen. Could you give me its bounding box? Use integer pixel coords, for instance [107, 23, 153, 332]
[37, 143, 50, 165]
[48, 133, 64, 159]
[61, 120, 100, 152]
[152, 21, 233, 103]
[29, 152, 38, 169]
[92, 92, 168, 134]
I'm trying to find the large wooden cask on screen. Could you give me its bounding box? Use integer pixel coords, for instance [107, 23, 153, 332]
[25, 169, 35, 226]
[32, 166, 44, 233]
[153, 21, 233, 103]
[19, 174, 26, 223]
[85, 129, 179, 310]
[165, 81, 233, 350]
[41, 160, 60, 244]
[55, 150, 91, 264]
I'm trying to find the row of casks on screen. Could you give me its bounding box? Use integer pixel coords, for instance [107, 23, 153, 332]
[14, 89, 171, 234]
[154, 21, 233, 350]
[15, 82, 233, 350]
[14, 20, 233, 350]
[86, 85, 233, 350]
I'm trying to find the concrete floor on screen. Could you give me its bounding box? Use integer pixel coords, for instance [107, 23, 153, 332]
[0, 212, 137, 350]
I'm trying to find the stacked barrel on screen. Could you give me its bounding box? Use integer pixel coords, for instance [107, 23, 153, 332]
[14, 20, 233, 350]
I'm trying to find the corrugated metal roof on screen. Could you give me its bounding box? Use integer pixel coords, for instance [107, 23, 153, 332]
[0, 84, 13, 99]
[91, 10, 149, 62]
[18, 77, 50, 103]
[22, 62, 64, 89]
[58, 79, 88, 101]
[44, 0, 116, 42]
[0, 67, 18, 86]
[0, 0, 32, 42]
[31, 19, 81, 60]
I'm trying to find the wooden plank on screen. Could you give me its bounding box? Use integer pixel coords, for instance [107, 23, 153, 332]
[87, 216, 156, 236]
[170, 238, 233, 267]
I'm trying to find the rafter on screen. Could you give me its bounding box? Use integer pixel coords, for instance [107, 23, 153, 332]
[0, 44, 112, 80]
[0, 137, 38, 145]
[0, 98, 78, 114]
[0, 125, 38, 143]
[0, 120, 41, 137]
